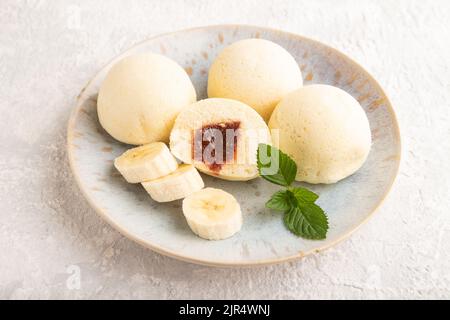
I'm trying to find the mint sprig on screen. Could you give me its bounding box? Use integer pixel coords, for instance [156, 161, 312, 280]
[257, 144, 329, 240]
[257, 144, 297, 186]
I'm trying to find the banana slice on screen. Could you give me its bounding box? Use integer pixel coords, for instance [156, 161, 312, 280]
[114, 142, 178, 183]
[182, 188, 242, 240]
[141, 164, 204, 202]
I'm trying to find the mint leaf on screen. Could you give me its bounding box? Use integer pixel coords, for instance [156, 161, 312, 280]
[284, 204, 328, 240]
[265, 190, 292, 211]
[257, 144, 297, 187]
[257, 143, 329, 240]
[289, 187, 319, 204]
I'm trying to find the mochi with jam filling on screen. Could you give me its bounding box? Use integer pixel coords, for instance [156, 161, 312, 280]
[170, 98, 271, 181]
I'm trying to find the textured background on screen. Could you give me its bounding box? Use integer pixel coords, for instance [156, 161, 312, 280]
[1, 0, 449, 299]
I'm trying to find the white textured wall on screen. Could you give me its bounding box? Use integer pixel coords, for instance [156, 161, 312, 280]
[1, 0, 449, 299]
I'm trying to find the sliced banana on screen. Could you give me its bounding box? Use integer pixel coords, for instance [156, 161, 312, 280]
[142, 164, 204, 202]
[182, 188, 242, 240]
[114, 142, 178, 183]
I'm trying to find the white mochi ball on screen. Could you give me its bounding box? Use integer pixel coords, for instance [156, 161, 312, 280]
[269, 84, 372, 184]
[97, 53, 196, 145]
[208, 39, 303, 121]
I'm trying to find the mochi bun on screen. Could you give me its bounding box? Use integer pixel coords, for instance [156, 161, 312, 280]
[97, 53, 196, 145]
[269, 85, 371, 184]
[170, 98, 271, 181]
[207, 39, 303, 121]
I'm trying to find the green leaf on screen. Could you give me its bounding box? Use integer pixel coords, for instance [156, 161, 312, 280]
[257, 144, 297, 187]
[289, 187, 319, 204]
[265, 190, 291, 211]
[283, 204, 328, 240]
[257, 143, 329, 240]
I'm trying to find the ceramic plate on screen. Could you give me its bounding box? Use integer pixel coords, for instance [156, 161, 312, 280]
[67, 25, 401, 267]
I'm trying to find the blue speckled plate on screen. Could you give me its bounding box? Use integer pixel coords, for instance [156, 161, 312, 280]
[67, 25, 401, 267]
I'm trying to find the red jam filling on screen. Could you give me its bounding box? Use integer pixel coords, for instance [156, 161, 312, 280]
[192, 121, 241, 172]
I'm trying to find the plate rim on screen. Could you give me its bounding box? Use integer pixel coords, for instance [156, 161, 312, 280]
[67, 24, 402, 267]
